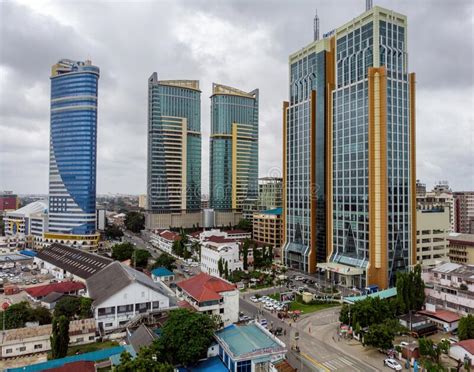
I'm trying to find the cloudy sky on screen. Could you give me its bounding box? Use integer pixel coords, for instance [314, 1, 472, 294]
[0, 0, 473, 196]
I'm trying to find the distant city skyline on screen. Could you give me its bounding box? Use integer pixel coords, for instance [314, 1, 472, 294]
[0, 0, 473, 194]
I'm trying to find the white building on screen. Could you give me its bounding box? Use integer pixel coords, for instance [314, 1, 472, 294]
[449, 340, 474, 367]
[200, 236, 243, 278]
[176, 272, 239, 326]
[0, 319, 96, 359]
[4, 200, 48, 249]
[0, 236, 23, 254]
[150, 230, 180, 255]
[416, 208, 450, 267]
[86, 261, 174, 332]
[189, 229, 251, 244]
[422, 262, 474, 315]
[417, 181, 455, 232]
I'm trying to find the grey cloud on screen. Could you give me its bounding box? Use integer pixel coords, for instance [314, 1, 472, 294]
[0, 0, 472, 195]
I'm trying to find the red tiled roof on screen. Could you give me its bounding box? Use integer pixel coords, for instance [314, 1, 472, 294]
[45, 361, 95, 372]
[226, 229, 250, 235]
[418, 309, 461, 323]
[205, 235, 237, 244]
[454, 339, 474, 355]
[177, 300, 196, 311]
[177, 272, 236, 302]
[25, 281, 85, 299]
[160, 230, 179, 241]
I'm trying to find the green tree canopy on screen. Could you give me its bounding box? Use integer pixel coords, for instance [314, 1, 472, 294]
[0, 301, 52, 329]
[236, 219, 252, 232]
[133, 249, 151, 268]
[105, 224, 124, 240]
[151, 253, 177, 271]
[116, 350, 173, 372]
[125, 212, 145, 233]
[459, 314, 474, 341]
[363, 321, 395, 350]
[112, 242, 135, 261]
[54, 296, 93, 319]
[152, 309, 218, 366]
[396, 264, 425, 314]
[50, 315, 70, 359]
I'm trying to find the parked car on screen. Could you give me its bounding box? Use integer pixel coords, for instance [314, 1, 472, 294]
[384, 359, 402, 371]
[250, 296, 258, 303]
[260, 319, 268, 328]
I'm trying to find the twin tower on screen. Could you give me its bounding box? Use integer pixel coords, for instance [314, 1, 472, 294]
[146, 74, 259, 229]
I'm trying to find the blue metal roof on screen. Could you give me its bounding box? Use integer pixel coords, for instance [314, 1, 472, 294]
[19, 250, 37, 257]
[151, 267, 174, 277]
[343, 287, 397, 304]
[6, 346, 126, 372]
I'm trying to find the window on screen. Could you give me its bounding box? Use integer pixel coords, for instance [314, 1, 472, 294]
[18, 347, 26, 352]
[34, 344, 43, 350]
[220, 308, 225, 314]
[89, 335, 95, 340]
[105, 323, 113, 327]
[76, 337, 84, 343]
[6, 349, 12, 354]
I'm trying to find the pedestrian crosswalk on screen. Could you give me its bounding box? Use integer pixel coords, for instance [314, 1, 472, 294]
[321, 356, 360, 371]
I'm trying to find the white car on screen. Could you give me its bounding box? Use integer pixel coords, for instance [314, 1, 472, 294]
[384, 359, 402, 371]
[264, 304, 274, 311]
[250, 296, 259, 303]
[399, 341, 409, 347]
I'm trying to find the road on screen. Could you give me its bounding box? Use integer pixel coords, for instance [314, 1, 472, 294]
[240, 296, 384, 372]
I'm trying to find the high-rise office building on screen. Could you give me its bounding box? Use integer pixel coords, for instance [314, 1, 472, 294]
[46, 59, 100, 249]
[283, 6, 416, 289]
[209, 84, 259, 211]
[454, 192, 474, 234]
[146, 74, 201, 228]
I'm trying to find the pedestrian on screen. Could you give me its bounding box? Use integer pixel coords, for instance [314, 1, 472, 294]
[308, 327, 311, 334]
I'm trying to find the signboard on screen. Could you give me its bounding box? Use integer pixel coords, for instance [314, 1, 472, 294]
[280, 292, 295, 302]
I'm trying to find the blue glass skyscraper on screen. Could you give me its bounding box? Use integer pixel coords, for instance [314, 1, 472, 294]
[47, 59, 100, 238]
[209, 84, 259, 211]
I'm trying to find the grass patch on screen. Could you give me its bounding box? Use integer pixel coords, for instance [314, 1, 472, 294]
[66, 340, 119, 356]
[267, 292, 339, 314]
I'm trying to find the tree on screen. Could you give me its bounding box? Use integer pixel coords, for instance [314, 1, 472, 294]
[396, 264, 425, 313]
[50, 315, 70, 359]
[105, 224, 124, 240]
[236, 219, 252, 232]
[218, 258, 224, 277]
[133, 249, 151, 268]
[224, 260, 229, 278]
[116, 350, 173, 372]
[1, 302, 33, 329]
[31, 306, 52, 325]
[112, 242, 135, 261]
[242, 239, 250, 270]
[459, 314, 474, 341]
[363, 322, 395, 350]
[79, 297, 93, 319]
[252, 244, 263, 269]
[124, 212, 145, 233]
[151, 253, 177, 271]
[419, 338, 448, 369]
[152, 309, 218, 366]
[54, 296, 81, 319]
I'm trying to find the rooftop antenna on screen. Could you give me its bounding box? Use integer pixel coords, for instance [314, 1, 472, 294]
[366, 0, 373, 11]
[313, 9, 320, 41]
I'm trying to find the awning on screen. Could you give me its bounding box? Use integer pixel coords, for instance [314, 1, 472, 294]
[317, 262, 365, 276]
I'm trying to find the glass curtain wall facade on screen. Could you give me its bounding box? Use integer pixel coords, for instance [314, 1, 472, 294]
[209, 84, 259, 211]
[283, 40, 329, 273]
[328, 7, 415, 289]
[147, 74, 201, 212]
[48, 59, 100, 236]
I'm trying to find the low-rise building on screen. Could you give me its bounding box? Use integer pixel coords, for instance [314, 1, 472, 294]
[25, 281, 86, 302]
[214, 323, 287, 371]
[86, 261, 174, 332]
[34, 243, 112, 282]
[450, 339, 474, 367]
[418, 308, 461, 332]
[200, 237, 243, 278]
[0, 236, 23, 254]
[189, 229, 251, 244]
[0, 319, 96, 359]
[253, 208, 283, 258]
[422, 262, 474, 315]
[150, 230, 180, 255]
[176, 272, 239, 326]
[416, 208, 450, 267]
[448, 233, 474, 264]
[151, 267, 175, 282]
[0, 191, 19, 212]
